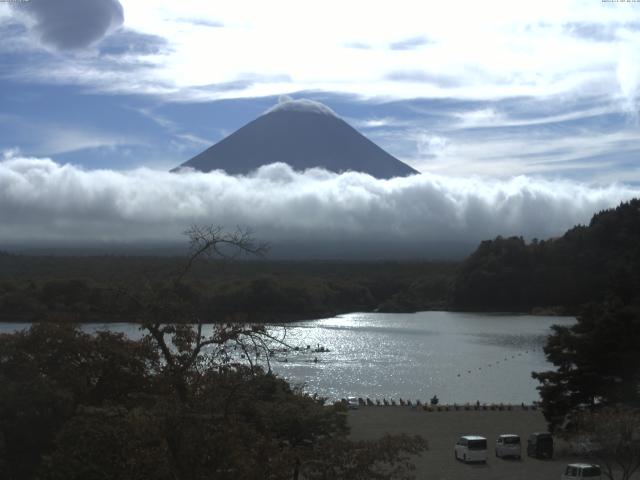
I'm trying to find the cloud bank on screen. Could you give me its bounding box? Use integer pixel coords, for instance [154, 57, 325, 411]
[14, 0, 124, 50]
[1, 155, 638, 258]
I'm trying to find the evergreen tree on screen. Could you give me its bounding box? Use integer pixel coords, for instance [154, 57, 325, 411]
[532, 304, 640, 432]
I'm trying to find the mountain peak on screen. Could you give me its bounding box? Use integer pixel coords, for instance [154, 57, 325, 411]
[174, 98, 418, 179]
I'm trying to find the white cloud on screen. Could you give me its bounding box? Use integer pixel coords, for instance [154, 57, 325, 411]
[361, 118, 393, 128]
[0, 154, 637, 257]
[3, 0, 639, 108]
[174, 133, 212, 148]
[453, 109, 503, 129]
[409, 129, 640, 180]
[616, 44, 640, 120]
[38, 128, 143, 155]
[451, 104, 620, 130]
[417, 133, 449, 158]
[0, 115, 145, 155]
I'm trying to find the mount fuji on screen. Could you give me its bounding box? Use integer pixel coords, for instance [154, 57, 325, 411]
[174, 98, 418, 179]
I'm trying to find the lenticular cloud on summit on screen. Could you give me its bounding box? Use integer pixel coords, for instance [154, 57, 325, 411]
[1, 153, 637, 257]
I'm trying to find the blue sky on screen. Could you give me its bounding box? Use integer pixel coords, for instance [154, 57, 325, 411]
[1, 0, 640, 254]
[2, 0, 639, 180]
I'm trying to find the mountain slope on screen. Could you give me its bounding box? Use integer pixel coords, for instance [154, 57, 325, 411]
[174, 99, 418, 179]
[451, 198, 640, 311]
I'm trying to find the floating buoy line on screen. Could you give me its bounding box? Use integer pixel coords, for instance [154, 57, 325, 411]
[454, 347, 542, 379]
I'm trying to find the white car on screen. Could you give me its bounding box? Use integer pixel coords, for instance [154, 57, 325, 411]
[562, 463, 602, 479]
[495, 434, 521, 459]
[454, 435, 488, 463]
[346, 397, 359, 410]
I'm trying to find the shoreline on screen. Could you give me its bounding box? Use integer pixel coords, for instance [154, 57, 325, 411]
[0, 307, 575, 324]
[342, 401, 540, 412]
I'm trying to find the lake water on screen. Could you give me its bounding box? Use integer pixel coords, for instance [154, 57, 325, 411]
[0, 311, 574, 404]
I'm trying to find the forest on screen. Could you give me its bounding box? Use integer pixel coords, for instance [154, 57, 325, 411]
[451, 199, 640, 312]
[0, 254, 455, 322]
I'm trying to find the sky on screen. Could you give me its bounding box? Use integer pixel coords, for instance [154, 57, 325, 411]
[1, 0, 640, 257]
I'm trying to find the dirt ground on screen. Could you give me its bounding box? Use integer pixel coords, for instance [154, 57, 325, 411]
[348, 406, 635, 480]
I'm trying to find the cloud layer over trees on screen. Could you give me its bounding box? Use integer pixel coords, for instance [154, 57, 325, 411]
[1, 154, 637, 258]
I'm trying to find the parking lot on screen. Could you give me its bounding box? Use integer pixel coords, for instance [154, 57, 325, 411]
[348, 406, 632, 480]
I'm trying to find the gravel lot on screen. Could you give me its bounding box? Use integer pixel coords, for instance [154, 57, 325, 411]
[348, 406, 636, 480]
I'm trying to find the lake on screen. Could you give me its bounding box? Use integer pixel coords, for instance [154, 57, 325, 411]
[0, 311, 574, 404]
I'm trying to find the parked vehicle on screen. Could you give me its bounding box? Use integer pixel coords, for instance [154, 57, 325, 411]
[527, 432, 553, 458]
[454, 435, 488, 463]
[561, 463, 602, 479]
[495, 434, 521, 459]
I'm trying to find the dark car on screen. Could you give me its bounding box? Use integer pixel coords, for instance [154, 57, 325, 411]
[527, 432, 553, 459]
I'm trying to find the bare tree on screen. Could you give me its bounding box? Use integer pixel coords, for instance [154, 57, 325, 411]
[570, 407, 640, 480]
[176, 225, 268, 284]
[120, 225, 275, 402]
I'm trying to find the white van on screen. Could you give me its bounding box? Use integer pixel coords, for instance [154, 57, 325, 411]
[562, 463, 602, 479]
[495, 434, 521, 459]
[454, 435, 488, 463]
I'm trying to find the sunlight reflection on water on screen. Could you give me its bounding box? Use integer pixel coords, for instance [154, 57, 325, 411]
[264, 311, 574, 404]
[0, 311, 574, 404]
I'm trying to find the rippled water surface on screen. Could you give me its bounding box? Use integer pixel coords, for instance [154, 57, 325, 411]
[0, 311, 574, 404]
[263, 312, 575, 403]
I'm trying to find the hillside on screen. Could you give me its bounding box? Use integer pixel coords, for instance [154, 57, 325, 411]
[451, 199, 640, 312]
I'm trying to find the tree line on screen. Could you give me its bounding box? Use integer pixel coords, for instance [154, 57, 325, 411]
[452, 199, 640, 312]
[0, 254, 455, 322]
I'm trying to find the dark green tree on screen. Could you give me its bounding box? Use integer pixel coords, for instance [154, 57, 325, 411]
[452, 198, 640, 311]
[532, 304, 640, 432]
[0, 324, 158, 480]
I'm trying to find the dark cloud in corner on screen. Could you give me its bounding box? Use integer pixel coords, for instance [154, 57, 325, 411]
[14, 0, 124, 50]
